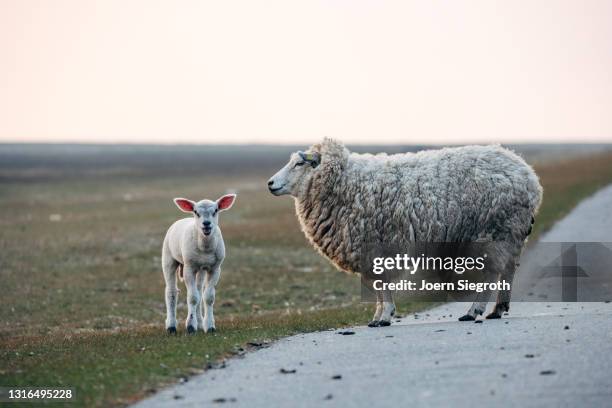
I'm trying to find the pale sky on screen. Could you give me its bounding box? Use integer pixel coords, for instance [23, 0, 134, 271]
[1, 0, 611, 144]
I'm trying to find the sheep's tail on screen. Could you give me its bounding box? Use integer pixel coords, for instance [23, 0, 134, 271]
[177, 264, 184, 282]
[525, 169, 543, 238]
[526, 216, 535, 237]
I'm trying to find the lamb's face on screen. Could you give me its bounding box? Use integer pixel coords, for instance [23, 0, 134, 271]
[192, 200, 219, 236]
[173, 195, 236, 237]
[267, 151, 320, 197]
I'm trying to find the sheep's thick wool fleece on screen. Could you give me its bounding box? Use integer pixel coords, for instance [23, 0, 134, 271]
[295, 139, 543, 274]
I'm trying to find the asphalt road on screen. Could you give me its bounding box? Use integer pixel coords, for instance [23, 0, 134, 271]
[134, 185, 612, 408]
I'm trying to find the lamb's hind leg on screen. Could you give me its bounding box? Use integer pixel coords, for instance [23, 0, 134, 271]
[162, 255, 179, 334]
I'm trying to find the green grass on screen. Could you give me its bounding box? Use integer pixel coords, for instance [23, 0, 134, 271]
[1, 306, 403, 407]
[2, 148, 612, 406]
[530, 151, 612, 239]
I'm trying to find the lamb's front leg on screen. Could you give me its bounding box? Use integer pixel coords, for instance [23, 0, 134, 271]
[183, 265, 200, 334]
[203, 266, 221, 333]
[162, 257, 179, 334]
[195, 270, 206, 331]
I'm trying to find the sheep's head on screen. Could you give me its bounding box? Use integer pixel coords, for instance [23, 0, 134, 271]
[173, 194, 236, 236]
[267, 150, 320, 197]
[267, 138, 347, 198]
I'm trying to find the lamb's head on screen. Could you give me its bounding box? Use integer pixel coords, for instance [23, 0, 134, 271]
[173, 194, 236, 236]
[267, 138, 348, 198]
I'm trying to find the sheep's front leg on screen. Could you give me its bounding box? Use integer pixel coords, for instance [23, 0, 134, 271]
[368, 289, 395, 327]
[369, 300, 383, 327]
[203, 266, 221, 333]
[377, 289, 396, 326]
[368, 290, 384, 327]
[183, 265, 200, 334]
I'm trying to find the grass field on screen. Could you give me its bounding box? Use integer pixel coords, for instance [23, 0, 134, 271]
[1, 144, 612, 406]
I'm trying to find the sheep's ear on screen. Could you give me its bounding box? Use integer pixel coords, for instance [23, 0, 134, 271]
[299, 151, 321, 168]
[174, 198, 196, 213]
[217, 194, 236, 211]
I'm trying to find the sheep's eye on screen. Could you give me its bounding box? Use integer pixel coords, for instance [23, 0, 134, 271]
[294, 162, 305, 167]
[213, 209, 218, 216]
[193, 210, 199, 217]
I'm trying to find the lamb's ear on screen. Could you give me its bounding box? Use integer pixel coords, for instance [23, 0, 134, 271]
[174, 198, 196, 213]
[216, 194, 236, 211]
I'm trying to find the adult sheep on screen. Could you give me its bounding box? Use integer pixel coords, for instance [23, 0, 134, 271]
[267, 138, 542, 326]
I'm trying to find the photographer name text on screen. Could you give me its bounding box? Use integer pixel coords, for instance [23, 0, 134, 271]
[372, 279, 510, 292]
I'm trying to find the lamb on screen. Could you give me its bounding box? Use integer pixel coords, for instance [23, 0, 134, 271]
[267, 138, 542, 326]
[161, 194, 236, 334]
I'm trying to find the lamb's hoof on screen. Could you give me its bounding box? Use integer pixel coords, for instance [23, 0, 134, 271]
[207, 327, 216, 333]
[486, 312, 502, 319]
[368, 320, 380, 327]
[458, 314, 476, 321]
[187, 325, 196, 334]
[378, 320, 391, 327]
[167, 327, 177, 335]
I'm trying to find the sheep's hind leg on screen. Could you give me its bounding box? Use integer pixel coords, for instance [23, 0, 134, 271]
[459, 273, 495, 321]
[162, 257, 179, 334]
[459, 298, 488, 321]
[487, 258, 519, 319]
[459, 242, 513, 321]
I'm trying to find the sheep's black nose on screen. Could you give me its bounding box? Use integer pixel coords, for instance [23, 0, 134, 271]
[267, 180, 274, 186]
[203, 221, 211, 227]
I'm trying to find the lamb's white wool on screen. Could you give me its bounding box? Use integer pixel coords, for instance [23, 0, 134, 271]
[268, 138, 542, 325]
[161, 194, 236, 334]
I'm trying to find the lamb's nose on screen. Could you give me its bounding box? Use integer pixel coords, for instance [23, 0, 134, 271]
[203, 221, 211, 227]
[267, 180, 274, 187]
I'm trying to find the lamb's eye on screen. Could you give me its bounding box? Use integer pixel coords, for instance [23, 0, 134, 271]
[295, 162, 305, 167]
[213, 209, 218, 216]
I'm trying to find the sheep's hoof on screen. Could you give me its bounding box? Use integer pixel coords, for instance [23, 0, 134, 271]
[497, 302, 510, 313]
[378, 320, 391, 327]
[167, 326, 177, 334]
[368, 320, 380, 327]
[187, 325, 196, 334]
[458, 314, 476, 321]
[207, 327, 216, 333]
[486, 312, 502, 319]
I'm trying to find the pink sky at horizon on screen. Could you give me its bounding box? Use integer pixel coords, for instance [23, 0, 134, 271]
[1, 0, 611, 145]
